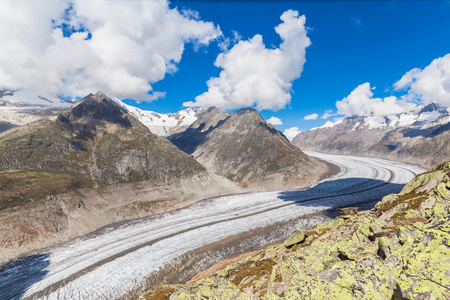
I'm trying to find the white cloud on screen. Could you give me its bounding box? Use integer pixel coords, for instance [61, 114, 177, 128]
[0, 0, 222, 104]
[283, 127, 301, 141]
[321, 109, 334, 119]
[184, 10, 311, 111]
[266, 116, 282, 125]
[218, 30, 242, 51]
[394, 53, 450, 107]
[304, 113, 318, 120]
[336, 82, 417, 117]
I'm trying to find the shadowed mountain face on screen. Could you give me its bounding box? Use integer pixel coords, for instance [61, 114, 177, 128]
[292, 103, 450, 168]
[0, 92, 206, 211]
[57, 92, 133, 131]
[170, 107, 331, 190]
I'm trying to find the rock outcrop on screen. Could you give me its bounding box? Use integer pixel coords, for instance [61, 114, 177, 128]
[142, 161, 450, 299]
[170, 107, 332, 191]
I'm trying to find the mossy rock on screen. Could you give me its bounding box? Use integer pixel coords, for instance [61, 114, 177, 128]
[142, 161, 450, 299]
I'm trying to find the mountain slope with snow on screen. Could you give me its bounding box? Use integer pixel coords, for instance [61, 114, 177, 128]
[113, 99, 202, 136]
[0, 90, 202, 137]
[292, 102, 450, 167]
[0, 90, 74, 132]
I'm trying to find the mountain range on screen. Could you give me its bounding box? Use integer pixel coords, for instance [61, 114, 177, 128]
[293, 102, 450, 168]
[0, 92, 331, 263]
[0, 93, 230, 262]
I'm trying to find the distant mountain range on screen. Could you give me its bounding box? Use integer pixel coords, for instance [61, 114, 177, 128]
[0, 89, 73, 133]
[113, 99, 203, 136]
[0, 90, 203, 137]
[293, 102, 450, 167]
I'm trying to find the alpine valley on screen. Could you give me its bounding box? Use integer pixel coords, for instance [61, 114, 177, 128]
[0, 92, 333, 265]
[1, 86, 449, 300]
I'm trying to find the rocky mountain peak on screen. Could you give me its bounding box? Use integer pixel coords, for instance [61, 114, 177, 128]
[234, 107, 259, 116]
[232, 107, 264, 122]
[189, 106, 229, 132]
[170, 107, 329, 190]
[57, 92, 133, 129]
[416, 101, 443, 114]
[225, 107, 280, 136]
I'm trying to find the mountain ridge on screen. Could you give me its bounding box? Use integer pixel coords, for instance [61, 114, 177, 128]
[293, 102, 450, 168]
[170, 107, 333, 191]
[113, 98, 203, 136]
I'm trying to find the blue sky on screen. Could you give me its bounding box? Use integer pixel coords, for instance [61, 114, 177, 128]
[1, 0, 450, 131]
[126, 0, 450, 131]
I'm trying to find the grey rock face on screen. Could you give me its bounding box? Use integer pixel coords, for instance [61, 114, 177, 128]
[170, 107, 331, 190]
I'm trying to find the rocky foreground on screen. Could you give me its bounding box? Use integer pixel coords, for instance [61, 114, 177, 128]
[142, 161, 450, 299]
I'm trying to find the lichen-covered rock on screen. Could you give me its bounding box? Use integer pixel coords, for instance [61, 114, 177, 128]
[142, 161, 450, 299]
[283, 230, 306, 248]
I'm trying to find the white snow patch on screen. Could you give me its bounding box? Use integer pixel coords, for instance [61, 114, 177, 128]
[350, 122, 360, 131]
[364, 116, 387, 130]
[417, 110, 441, 125]
[390, 114, 417, 128]
[113, 98, 201, 136]
[311, 118, 344, 130]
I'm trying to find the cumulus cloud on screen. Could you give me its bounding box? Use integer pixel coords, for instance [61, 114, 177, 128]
[304, 113, 318, 120]
[266, 116, 283, 125]
[336, 82, 417, 117]
[394, 53, 450, 107]
[184, 10, 311, 111]
[283, 127, 301, 141]
[0, 0, 221, 103]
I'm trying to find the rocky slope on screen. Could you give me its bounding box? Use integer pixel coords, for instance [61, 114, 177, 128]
[0, 92, 205, 188]
[113, 99, 202, 136]
[170, 107, 332, 191]
[293, 103, 450, 168]
[0, 92, 239, 263]
[142, 161, 450, 299]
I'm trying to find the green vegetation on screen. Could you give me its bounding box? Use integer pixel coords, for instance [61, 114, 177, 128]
[0, 169, 93, 211]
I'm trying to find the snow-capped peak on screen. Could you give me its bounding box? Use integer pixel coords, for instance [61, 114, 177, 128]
[113, 98, 202, 136]
[311, 118, 344, 131]
[313, 101, 448, 131]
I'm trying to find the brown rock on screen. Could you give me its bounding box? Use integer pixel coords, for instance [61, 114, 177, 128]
[336, 207, 358, 215]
